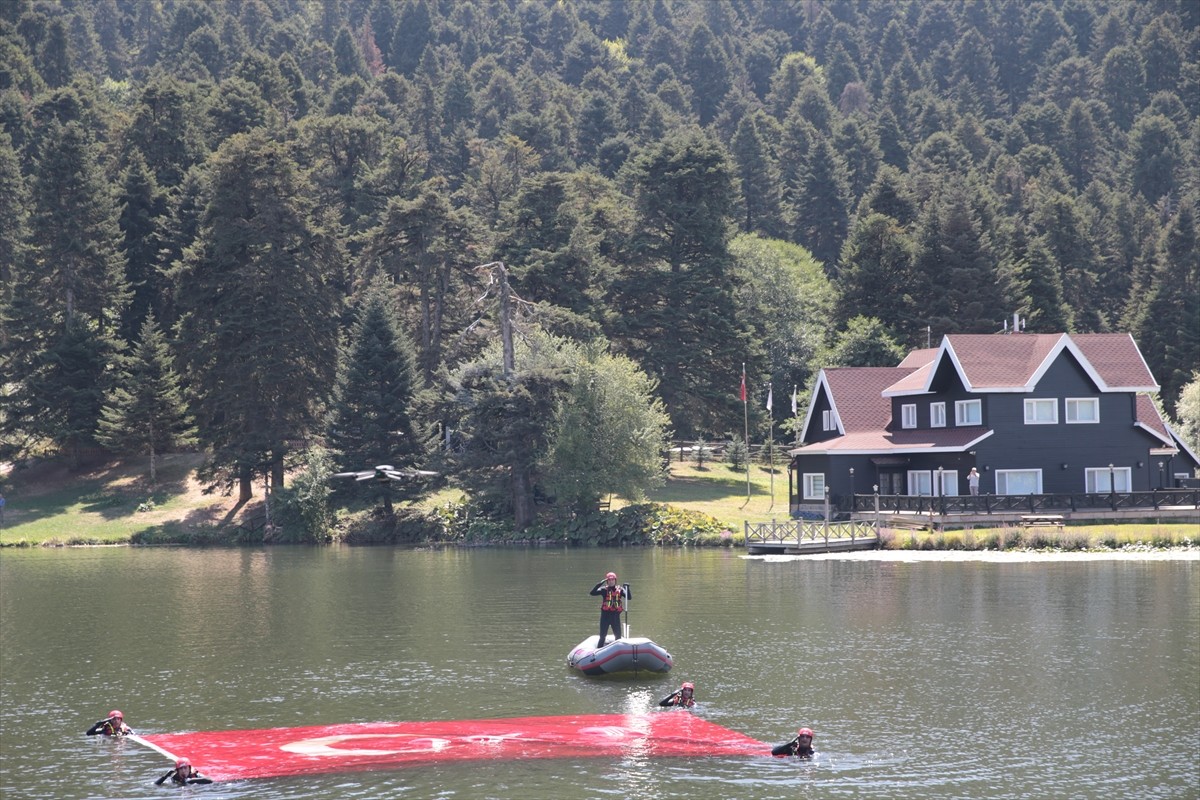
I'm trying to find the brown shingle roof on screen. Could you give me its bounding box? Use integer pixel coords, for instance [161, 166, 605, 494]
[883, 333, 1159, 395]
[823, 367, 912, 432]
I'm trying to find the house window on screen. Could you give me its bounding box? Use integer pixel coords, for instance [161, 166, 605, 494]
[935, 471, 959, 496]
[1086, 467, 1131, 493]
[907, 470, 933, 496]
[995, 469, 1042, 495]
[955, 399, 982, 426]
[930, 402, 946, 428]
[822, 410, 835, 431]
[1066, 398, 1099, 423]
[1024, 398, 1058, 424]
[901, 404, 917, 429]
[803, 473, 826, 500]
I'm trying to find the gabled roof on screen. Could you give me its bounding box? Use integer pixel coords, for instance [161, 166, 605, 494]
[883, 333, 1158, 396]
[800, 367, 912, 440]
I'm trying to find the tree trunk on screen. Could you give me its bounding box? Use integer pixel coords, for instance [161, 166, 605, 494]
[512, 466, 533, 531]
[271, 457, 285, 490]
[238, 464, 253, 503]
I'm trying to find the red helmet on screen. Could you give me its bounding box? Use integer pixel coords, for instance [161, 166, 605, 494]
[606, 572, 616, 580]
[109, 710, 123, 720]
[175, 757, 190, 768]
[798, 727, 814, 737]
[682, 682, 694, 691]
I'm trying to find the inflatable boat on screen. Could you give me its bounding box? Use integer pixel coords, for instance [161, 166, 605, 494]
[567, 633, 673, 676]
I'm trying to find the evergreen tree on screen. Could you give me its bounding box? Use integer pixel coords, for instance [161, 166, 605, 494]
[96, 313, 197, 483]
[5, 119, 129, 461]
[609, 130, 754, 438]
[175, 130, 341, 501]
[836, 213, 918, 337]
[327, 278, 423, 510]
[1135, 199, 1200, 415]
[116, 150, 167, 344]
[791, 134, 851, 271]
[825, 316, 906, 367]
[1013, 236, 1071, 332]
[730, 112, 784, 237]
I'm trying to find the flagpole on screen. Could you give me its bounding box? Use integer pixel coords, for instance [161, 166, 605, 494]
[742, 363, 750, 502]
[767, 381, 774, 510]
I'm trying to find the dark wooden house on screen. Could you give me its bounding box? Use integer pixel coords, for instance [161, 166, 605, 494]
[787, 333, 1200, 514]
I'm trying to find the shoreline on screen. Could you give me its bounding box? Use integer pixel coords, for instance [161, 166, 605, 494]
[747, 547, 1200, 562]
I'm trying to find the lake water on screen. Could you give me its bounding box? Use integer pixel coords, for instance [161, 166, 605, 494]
[1, 547, 1196, 799]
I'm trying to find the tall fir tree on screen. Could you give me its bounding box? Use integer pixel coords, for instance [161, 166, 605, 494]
[96, 313, 197, 483]
[175, 130, 341, 501]
[5, 119, 129, 462]
[328, 278, 423, 511]
[608, 130, 755, 438]
[1134, 199, 1200, 415]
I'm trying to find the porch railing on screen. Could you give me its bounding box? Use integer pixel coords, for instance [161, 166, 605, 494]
[745, 518, 878, 545]
[845, 488, 1200, 515]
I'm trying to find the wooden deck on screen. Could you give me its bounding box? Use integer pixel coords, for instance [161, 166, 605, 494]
[744, 519, 879, 555]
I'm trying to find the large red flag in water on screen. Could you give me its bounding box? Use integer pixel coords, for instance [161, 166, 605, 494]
[137, 713, 766, 781]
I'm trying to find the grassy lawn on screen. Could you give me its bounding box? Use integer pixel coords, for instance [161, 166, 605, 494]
[639, 461, 794, 528]
[2, 453, 1194, 548]
[0, 454, 245, 546]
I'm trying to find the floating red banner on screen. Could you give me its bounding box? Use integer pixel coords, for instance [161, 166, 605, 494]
[137, 713, 765, 782]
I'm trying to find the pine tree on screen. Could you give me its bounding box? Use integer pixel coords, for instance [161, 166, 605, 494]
[328, 279, 422, 511]
[96, 314, 197, 483]
[791, 134, 851, 272]
[730, 113, 784, 237]
[116, 150, 166, 344]
[175, 130, 341, 501]
[1135, 199, 1200, 415]
[837, 213, 918, 336]
[609, 130, 755, 438]
[1013, 237, 1071, 332]
[6, 119, 129, 462]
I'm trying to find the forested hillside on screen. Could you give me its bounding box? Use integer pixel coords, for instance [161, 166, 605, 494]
[2, 0, 1197, 528]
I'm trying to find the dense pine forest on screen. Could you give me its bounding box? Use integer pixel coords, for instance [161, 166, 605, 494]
[1, 0, 1198, 533]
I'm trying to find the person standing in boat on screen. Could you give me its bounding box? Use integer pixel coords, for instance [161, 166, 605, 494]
[772, 727, 815, 758]
[85, 710, 133, 737]
[154, 757, 212, 786]
[659, 681, 696, 708]
[590, 572, 630, 646]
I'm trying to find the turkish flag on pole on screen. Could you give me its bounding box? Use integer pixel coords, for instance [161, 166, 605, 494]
[739, 368, 746, 403]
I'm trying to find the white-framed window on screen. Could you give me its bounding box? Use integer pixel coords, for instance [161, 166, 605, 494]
[803, 473, 826, 500]
[1066, 398, 1099, 424]
[901, 404, 917, 429]
[1024, 398, 1058, 424]
[995, 469, 1042, 495]
[955, 399, 982, 426]
[930, 402, 946, 428]
[822, 410, 835, 431]
[934, 471, 959, 496]
[907, 470, 933, 496]
[1086, 467, 1131, 493]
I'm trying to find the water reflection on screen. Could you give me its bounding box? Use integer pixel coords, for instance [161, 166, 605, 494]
[0, 547, 1196, 799]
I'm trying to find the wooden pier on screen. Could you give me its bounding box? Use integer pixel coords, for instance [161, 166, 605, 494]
[744, 519, 879, 555]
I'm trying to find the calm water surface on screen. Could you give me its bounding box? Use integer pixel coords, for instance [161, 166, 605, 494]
[0, 547, 1196, 799]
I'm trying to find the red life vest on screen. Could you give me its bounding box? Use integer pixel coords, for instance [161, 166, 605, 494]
[600, 585, 624, 612]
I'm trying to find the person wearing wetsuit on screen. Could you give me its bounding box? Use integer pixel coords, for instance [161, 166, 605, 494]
[772, 727, 815, 758]
[590, 572, 630, 646]
[85, 710, 133, 737]
[155, 757, 213, 786]
[659, 681, 695, 708]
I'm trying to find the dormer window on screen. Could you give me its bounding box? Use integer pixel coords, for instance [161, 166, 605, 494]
[1066, 398, 1099, 423]
[930, 402, 946, 428]
[955, 399, 981, 426]
[1024, 398, 1058, 424]
[901, 404, 917, 429]
[822, 410, 835, 431]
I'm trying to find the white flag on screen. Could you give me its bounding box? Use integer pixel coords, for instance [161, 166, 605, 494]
[766, 385, 773, 413]
[791, 385, 798, 415]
